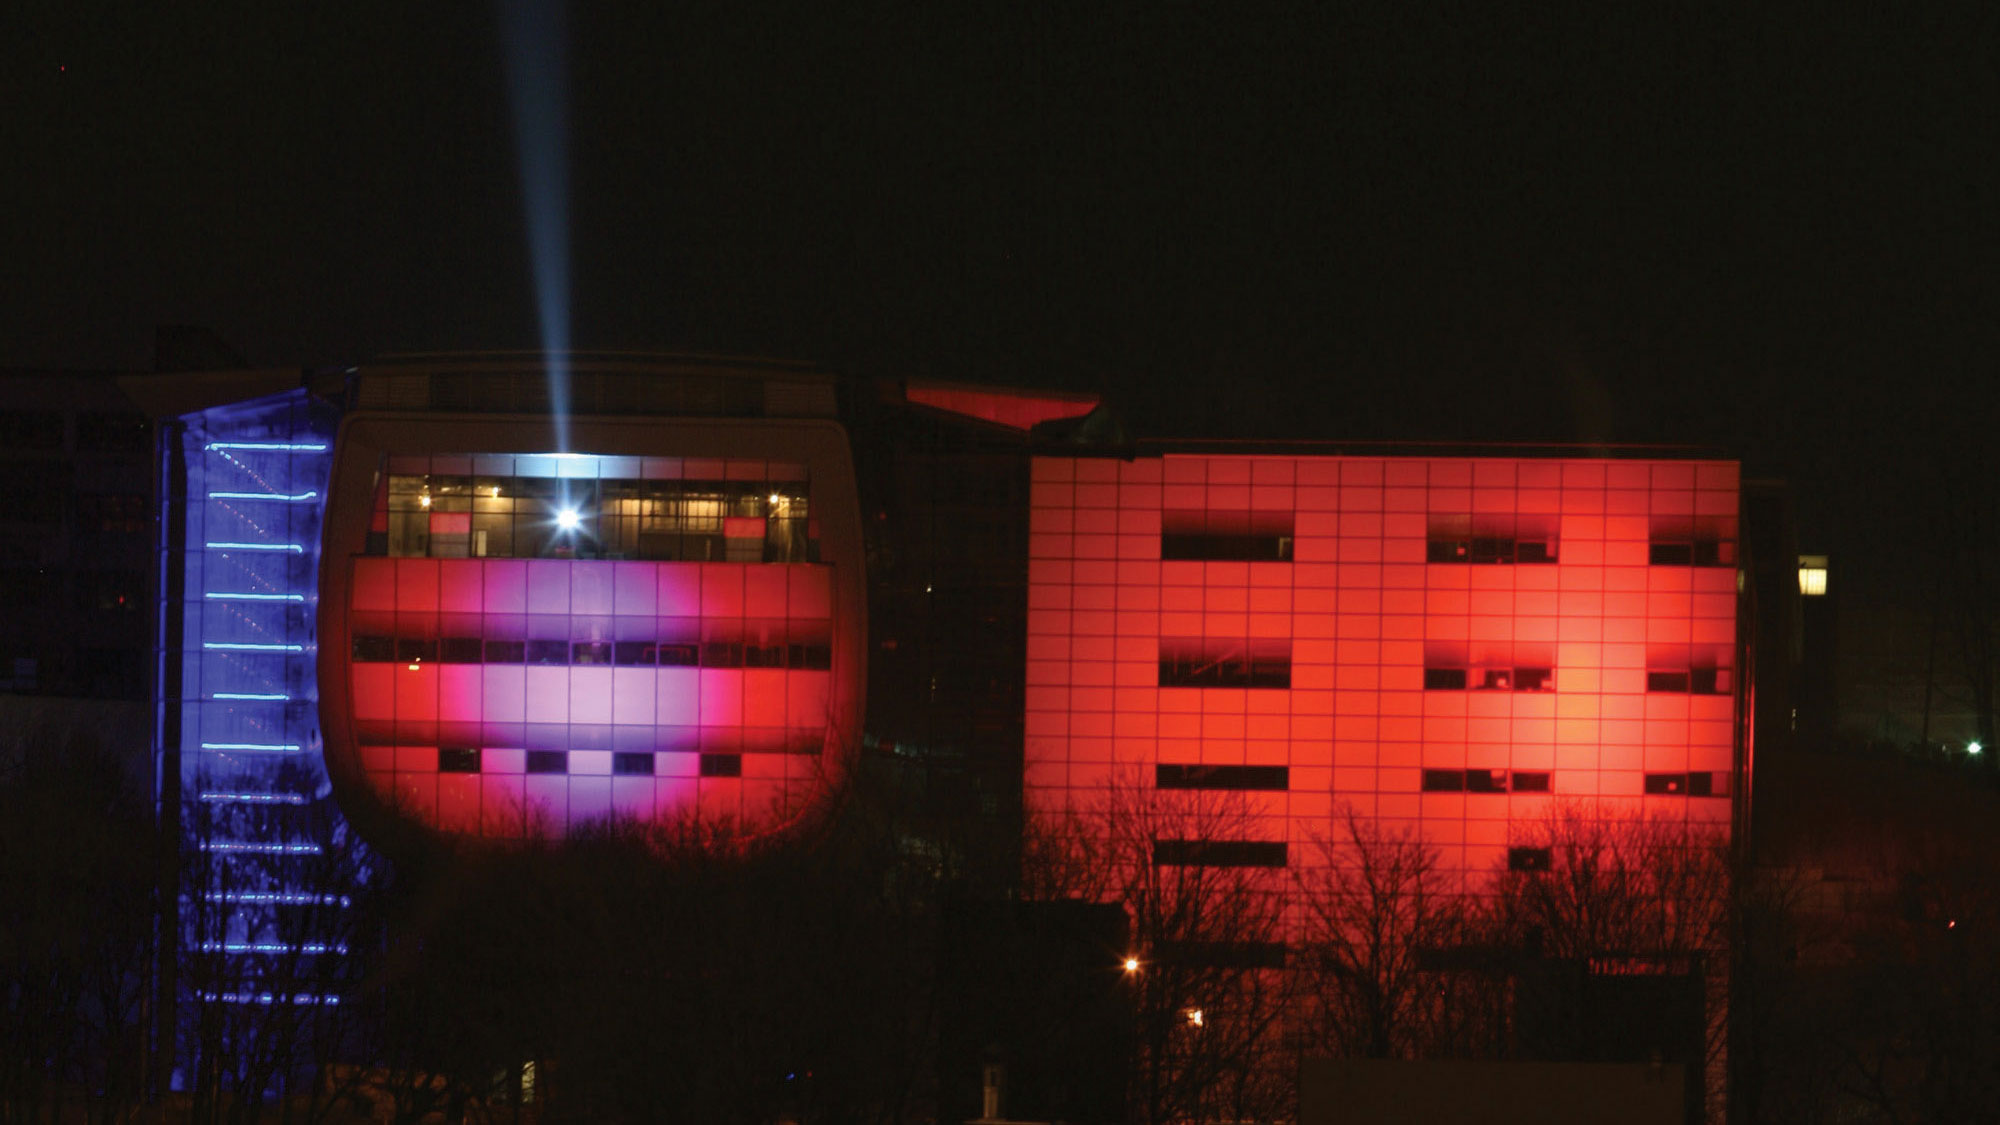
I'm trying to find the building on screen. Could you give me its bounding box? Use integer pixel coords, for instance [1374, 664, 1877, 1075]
[1023, 450, 1746, 894]
[134, 356, 1752, 1118]
[0, 370, 153, 701]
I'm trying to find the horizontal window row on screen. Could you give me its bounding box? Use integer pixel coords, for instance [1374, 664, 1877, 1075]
[1648, 540, 1735, 566]
[1155, 764, 1289, 791]
[1645, 669, 1732, 694]
[1422, 666, 1554, 692]
[1139, 516, 1740, 570]
[352, 719, 824, 755]
[1151, 839, 1289, 868]
[1160, 511, 1294, 561]
[352, 636, 833, 670]
[1643, 771, 1729, 796]
[1426, 536, 1557, 565]
[434, 748, 744, 777]
[1421, 769, 1551, 794]
[1157, 640, 1290, 689]
[374, 470, 816, 564]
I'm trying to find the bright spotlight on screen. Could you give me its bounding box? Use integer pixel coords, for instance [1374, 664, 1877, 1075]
[1970, 741, 1984, 756]
[1123, 957, 1141, 973]
[1185, 1008, 1204, 1028]
[556, 508, 580, 531]
[419, 493, 432, 509]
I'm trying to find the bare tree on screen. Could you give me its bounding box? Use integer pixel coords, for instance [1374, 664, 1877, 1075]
[1292, 807, 1488, 1061]
[1929, 451, 1999, 759]
[1029, 770, 1291, 1124]
[1832, 836, 2000, 1122]
[1494, 801, 1731, 1120]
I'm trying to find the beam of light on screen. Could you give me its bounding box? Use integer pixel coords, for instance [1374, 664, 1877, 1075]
[205, 592, 307, 602]
[208, 491, 319, 501]
[499, 0, 572, 452]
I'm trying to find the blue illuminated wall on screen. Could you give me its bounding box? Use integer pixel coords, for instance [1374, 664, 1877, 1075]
[166, 389, 362, 1036]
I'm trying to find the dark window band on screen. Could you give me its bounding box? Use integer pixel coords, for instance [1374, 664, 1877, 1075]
[1644, 771, 1721, 796]
[1647, 669, 1731, 694]
[1159, 640, 1291, 689]
[1427, 537, 1557, 564]
[1152, 839, 1288, 868]
[1422, 768, 1511, 794]
[1160, 511, 1293, 562]
[1425, 666, 1554, 692]
[1156, 764, 1289, 791]
[1509, 847, 1553, 872]
[351, 634, 832, 669]
[699, 753, 742, 778]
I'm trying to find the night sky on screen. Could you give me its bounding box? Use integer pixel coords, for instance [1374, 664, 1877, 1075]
[7, 5, 1996, 588]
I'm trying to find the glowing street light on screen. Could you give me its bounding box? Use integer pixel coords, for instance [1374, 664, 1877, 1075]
[556, 508, 580, 532]
[1123, 956, 1141, 974]
[1970, 741, 1984, 756]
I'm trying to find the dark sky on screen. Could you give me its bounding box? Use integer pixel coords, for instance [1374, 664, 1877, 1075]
[7, 4, 1996, 577]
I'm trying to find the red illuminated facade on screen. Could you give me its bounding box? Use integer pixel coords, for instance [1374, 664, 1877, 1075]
[1023, 453, 1744, 890]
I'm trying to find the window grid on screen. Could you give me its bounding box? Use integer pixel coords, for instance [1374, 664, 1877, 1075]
[1025, 455, 1738, 904]
[347, 554, 836, 837]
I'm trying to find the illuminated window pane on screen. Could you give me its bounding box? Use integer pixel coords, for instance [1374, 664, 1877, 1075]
[1798, 555, 1828, 596]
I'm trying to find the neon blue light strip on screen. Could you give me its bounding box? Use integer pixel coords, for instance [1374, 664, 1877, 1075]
[198, 841, 321, 854]
[200, 992, 342, 1006]
[199, 791, 307, 804]
[208, 490, 320, 501]
[205, 592, 307, 602]
[198, 942, 347, 955]
[198, 742, 303, 753]
[205, 442, 329, 452]
[206, 891, 351, 907]
[212, 692, 290, 701]
[205, 541, 306, 553]
[202, 642, 305, 652]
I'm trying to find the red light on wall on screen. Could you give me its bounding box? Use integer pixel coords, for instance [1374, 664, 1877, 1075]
[1023, 454, 1742, 908]
[905, 381, 1100, 431]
